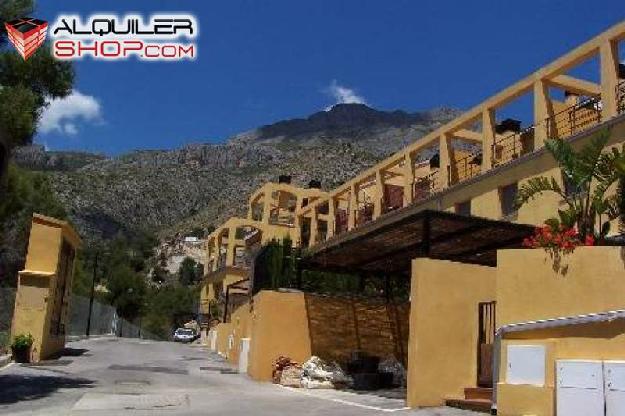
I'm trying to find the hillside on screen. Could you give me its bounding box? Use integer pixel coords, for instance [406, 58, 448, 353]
[13, 104, 460, 241]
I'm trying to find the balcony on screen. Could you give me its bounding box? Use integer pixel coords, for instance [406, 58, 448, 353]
[383, 184, 404, 213]
[269, 209, 296, 227]
[452, 152, 482, 185]
[546, 96, 602, 140]
[335, 209, 348, 235]
[492, 126, 535, 167]
[355, 201, 374, 227]
[413, 172, 440, 203]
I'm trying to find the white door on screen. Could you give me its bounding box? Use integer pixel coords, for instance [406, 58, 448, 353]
[556, 360, 604, 416]
[238, 338, 251, 374]
[604, 361, 625, 416]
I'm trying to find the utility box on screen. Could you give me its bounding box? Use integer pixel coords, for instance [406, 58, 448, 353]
[209, 329, 217, 351]
[604, 361, 625, 416]
[506, 345, 546, 386]
[239, 338, 250, 374]
[556, 360, 604, 416]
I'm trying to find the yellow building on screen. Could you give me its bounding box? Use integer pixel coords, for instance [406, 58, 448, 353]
[199, 21, 625, 415]
[11, 214, 81, 362]
[199, 180, 327, 324]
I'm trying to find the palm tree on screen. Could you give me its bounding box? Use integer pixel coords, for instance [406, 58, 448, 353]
[516, 130, 625, 241]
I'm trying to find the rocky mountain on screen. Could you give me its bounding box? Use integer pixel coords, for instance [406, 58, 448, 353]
[12, 104, 460, 242]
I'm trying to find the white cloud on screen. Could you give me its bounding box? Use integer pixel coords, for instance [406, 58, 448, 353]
[39, 90, 102, 136]
[63, 123, 78, 135]
[324, 80, 367, 110]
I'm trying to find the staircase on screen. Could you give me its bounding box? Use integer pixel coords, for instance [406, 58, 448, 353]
[445, 387, 493, 413]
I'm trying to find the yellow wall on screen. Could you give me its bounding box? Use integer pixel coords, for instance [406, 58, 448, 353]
[496, 247, 625, 416]
[227, 302, 253, 366]
[244, 290, 410, 382]
[11, 214, 80, 362]
[24, 221, 63, 272]
[497, 247, 625, 325]
[247, 291, 312, 381]
[215, 322, 234, 358]
[407, 258, 496, 407]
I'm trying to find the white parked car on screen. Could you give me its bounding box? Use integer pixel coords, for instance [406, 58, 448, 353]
[173, 328, 197, 343]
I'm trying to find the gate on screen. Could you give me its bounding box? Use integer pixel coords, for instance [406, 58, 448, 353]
[477, 301, 496, 387]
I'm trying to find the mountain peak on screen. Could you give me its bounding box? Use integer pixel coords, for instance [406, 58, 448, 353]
[229, 104, 460, 144]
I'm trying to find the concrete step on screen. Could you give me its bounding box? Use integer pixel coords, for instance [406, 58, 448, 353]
[464, 387, 493, 401]
[445, 397, 492, 413]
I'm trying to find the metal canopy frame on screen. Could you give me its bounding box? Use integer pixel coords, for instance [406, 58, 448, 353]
[301, 209, 535, 276]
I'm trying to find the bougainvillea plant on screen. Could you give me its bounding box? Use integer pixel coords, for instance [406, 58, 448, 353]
[523, 224, 595, 253]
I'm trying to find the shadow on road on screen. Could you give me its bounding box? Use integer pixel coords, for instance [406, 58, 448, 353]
[0, 374, 94, 404]
[53, 347, 91, 358]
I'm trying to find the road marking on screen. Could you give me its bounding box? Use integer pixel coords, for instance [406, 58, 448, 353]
[277, 385, 411, 413]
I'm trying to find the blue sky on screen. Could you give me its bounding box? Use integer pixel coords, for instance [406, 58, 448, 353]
[34, 0, 625, 155]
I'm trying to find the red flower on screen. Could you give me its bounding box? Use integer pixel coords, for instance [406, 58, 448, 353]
[584, 235, 595, 246]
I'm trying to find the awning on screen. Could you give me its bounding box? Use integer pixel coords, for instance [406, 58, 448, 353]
[301, 209, 535, 276]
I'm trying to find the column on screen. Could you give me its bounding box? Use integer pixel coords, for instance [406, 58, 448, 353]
[373, 170, 384, 219]
[327, 197, 336, 238]
[533, 79, 553, 146]
[482, 108, 496, 171]
[226, 227, 236, 267]
[438, 134, 452, 189]
[403, 153, 415, 206]
[261, 185, 273, 224]
[600, 39, 619, 120]
[213, 235, 220, 271]
[348, 184, 357, 230]
[310, 208, 318, 245]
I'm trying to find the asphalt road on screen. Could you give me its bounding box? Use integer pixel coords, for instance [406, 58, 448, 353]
[0, 337, 480, 416]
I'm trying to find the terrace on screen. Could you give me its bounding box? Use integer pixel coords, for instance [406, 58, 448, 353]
[297, 22, 625, 249]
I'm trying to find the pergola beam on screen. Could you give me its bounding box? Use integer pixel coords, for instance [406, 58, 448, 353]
[548, 74, 601, 96]
[452, 129, 483, 142]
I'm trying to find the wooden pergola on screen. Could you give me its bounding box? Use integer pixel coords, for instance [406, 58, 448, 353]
[301, 209, 535, 277]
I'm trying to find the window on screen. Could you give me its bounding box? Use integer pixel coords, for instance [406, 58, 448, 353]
[455, 200, 471, 216]
[500, 183, 518, 218]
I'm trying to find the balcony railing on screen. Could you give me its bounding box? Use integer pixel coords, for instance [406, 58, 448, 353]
[452, 152, 482, 185]
[413, 171, 440, 203]
[355, 202, 374, 226]
[316, 230, 328, 244]
[305, 86, 623, 248]
[383, 184, 404, 213]
[546, 97, 602, 140]
[335, 209, 348, 235]
[269, 210, 296, 226]
[492, 126, 535, 167]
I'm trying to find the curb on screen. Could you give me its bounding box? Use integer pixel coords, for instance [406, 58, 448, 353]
[0, 354, 11, 369]
[67, 334, 115, 342]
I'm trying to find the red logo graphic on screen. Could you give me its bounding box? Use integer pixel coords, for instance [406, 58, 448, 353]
[4, 17, 48, 60]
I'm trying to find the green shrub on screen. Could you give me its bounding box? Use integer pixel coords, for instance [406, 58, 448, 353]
[11, 333, 33, 351]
